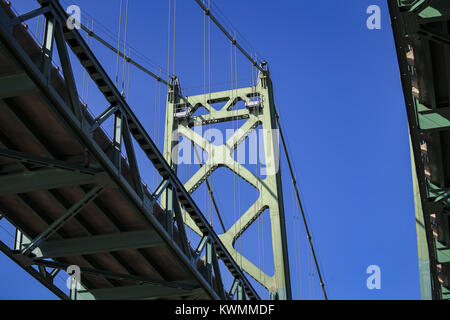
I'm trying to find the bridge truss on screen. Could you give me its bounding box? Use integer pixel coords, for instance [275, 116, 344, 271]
[0, 0, 261, 300]
[389, 0, 450, 300]
[163, 65, 292, 300]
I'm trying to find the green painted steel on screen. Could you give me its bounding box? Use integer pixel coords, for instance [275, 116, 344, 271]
[0, 72, 37, 98]
[410, 136, 432, 300]
[33, 229, 165, 258]
[163, 68, 292, 299]
[0, 169, 106, 196]
[0, 0, 261, 300]
[76, 282, 200, 300]
[21, 184, 105, 254]
[0, 240, 70, 300]
[389, 0, 450, 299]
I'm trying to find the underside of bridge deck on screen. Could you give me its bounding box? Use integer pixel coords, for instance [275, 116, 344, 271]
[0, 0, 259, 300]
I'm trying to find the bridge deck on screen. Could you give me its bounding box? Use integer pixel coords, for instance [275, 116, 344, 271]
[0, 0, 258, 300]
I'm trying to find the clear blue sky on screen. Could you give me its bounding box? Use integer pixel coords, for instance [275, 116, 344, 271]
[0, 0, 419, 300]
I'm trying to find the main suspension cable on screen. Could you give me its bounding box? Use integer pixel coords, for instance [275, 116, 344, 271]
[194, 0, 264, 73]
[78, 23, 171, 87]
[59, 0, 167, 79]
[275, 111, 328, 300]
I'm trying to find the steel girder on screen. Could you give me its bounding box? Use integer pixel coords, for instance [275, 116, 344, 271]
[33, 230, 165, 259]
[163, 69, 292, 299]
[0, 0, 259, 300]
[0, 240, 70, 300]
[389, 0, 450, 300]
[75, 283, 198, 300]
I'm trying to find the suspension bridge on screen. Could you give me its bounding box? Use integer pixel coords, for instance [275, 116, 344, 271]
[2, 0, 450, 302]
[0, 0, 328, 300]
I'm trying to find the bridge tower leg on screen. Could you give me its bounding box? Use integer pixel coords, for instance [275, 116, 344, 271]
[162, 64, 292, 300]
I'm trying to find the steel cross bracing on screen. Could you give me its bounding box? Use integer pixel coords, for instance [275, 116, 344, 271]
[389, 0, 450, 300]
[163, 65, 292, 300]
[0, 0, 259, 300]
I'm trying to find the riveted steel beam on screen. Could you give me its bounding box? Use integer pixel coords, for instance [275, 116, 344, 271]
[34, 229, 165, 258]
[76, 283, 195, 300]
[0, 0, 259, 300]
[0, 169, 106, 195]
[34, 259, 197, 291]
[0, 149, 99, 174]
[388, 0, 450, 299]
[54, 19, 82, 120]
[163, 69, 291, 299]
[0, 240, 70, 300]
[0, 72, 37, 98]
[21, 184, 105, 254]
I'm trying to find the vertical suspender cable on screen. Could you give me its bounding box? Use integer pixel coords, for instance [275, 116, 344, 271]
[202, 0, 207, 224]
[208, 0, 212, 226]
[121, 0, 129, 95]
[275, 112, 328, 300]
[165, 0, 172, 166]
[82, 19, 94, 105]
[234, 32, 243, 272]
[192, 142, 227, 233]
[86, 19, 94, 106]
[203, 0, 206, 96]
[153, 71, 158, 188]
[126, 48, 131, 100]
[292, 173, 301, 299]
[173, 0, 177, 76]
[115, 0, 124, 86]
[193, 0, 264, 73]
[167, 0, 172, 79]
[230, 35, 238, 277]
[195, 0, 328, 299]
[81, 22, 88, 101]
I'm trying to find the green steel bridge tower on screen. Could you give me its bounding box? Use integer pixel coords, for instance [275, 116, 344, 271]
[0, 0, 314, 300]
[162, 64, 292, 300]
